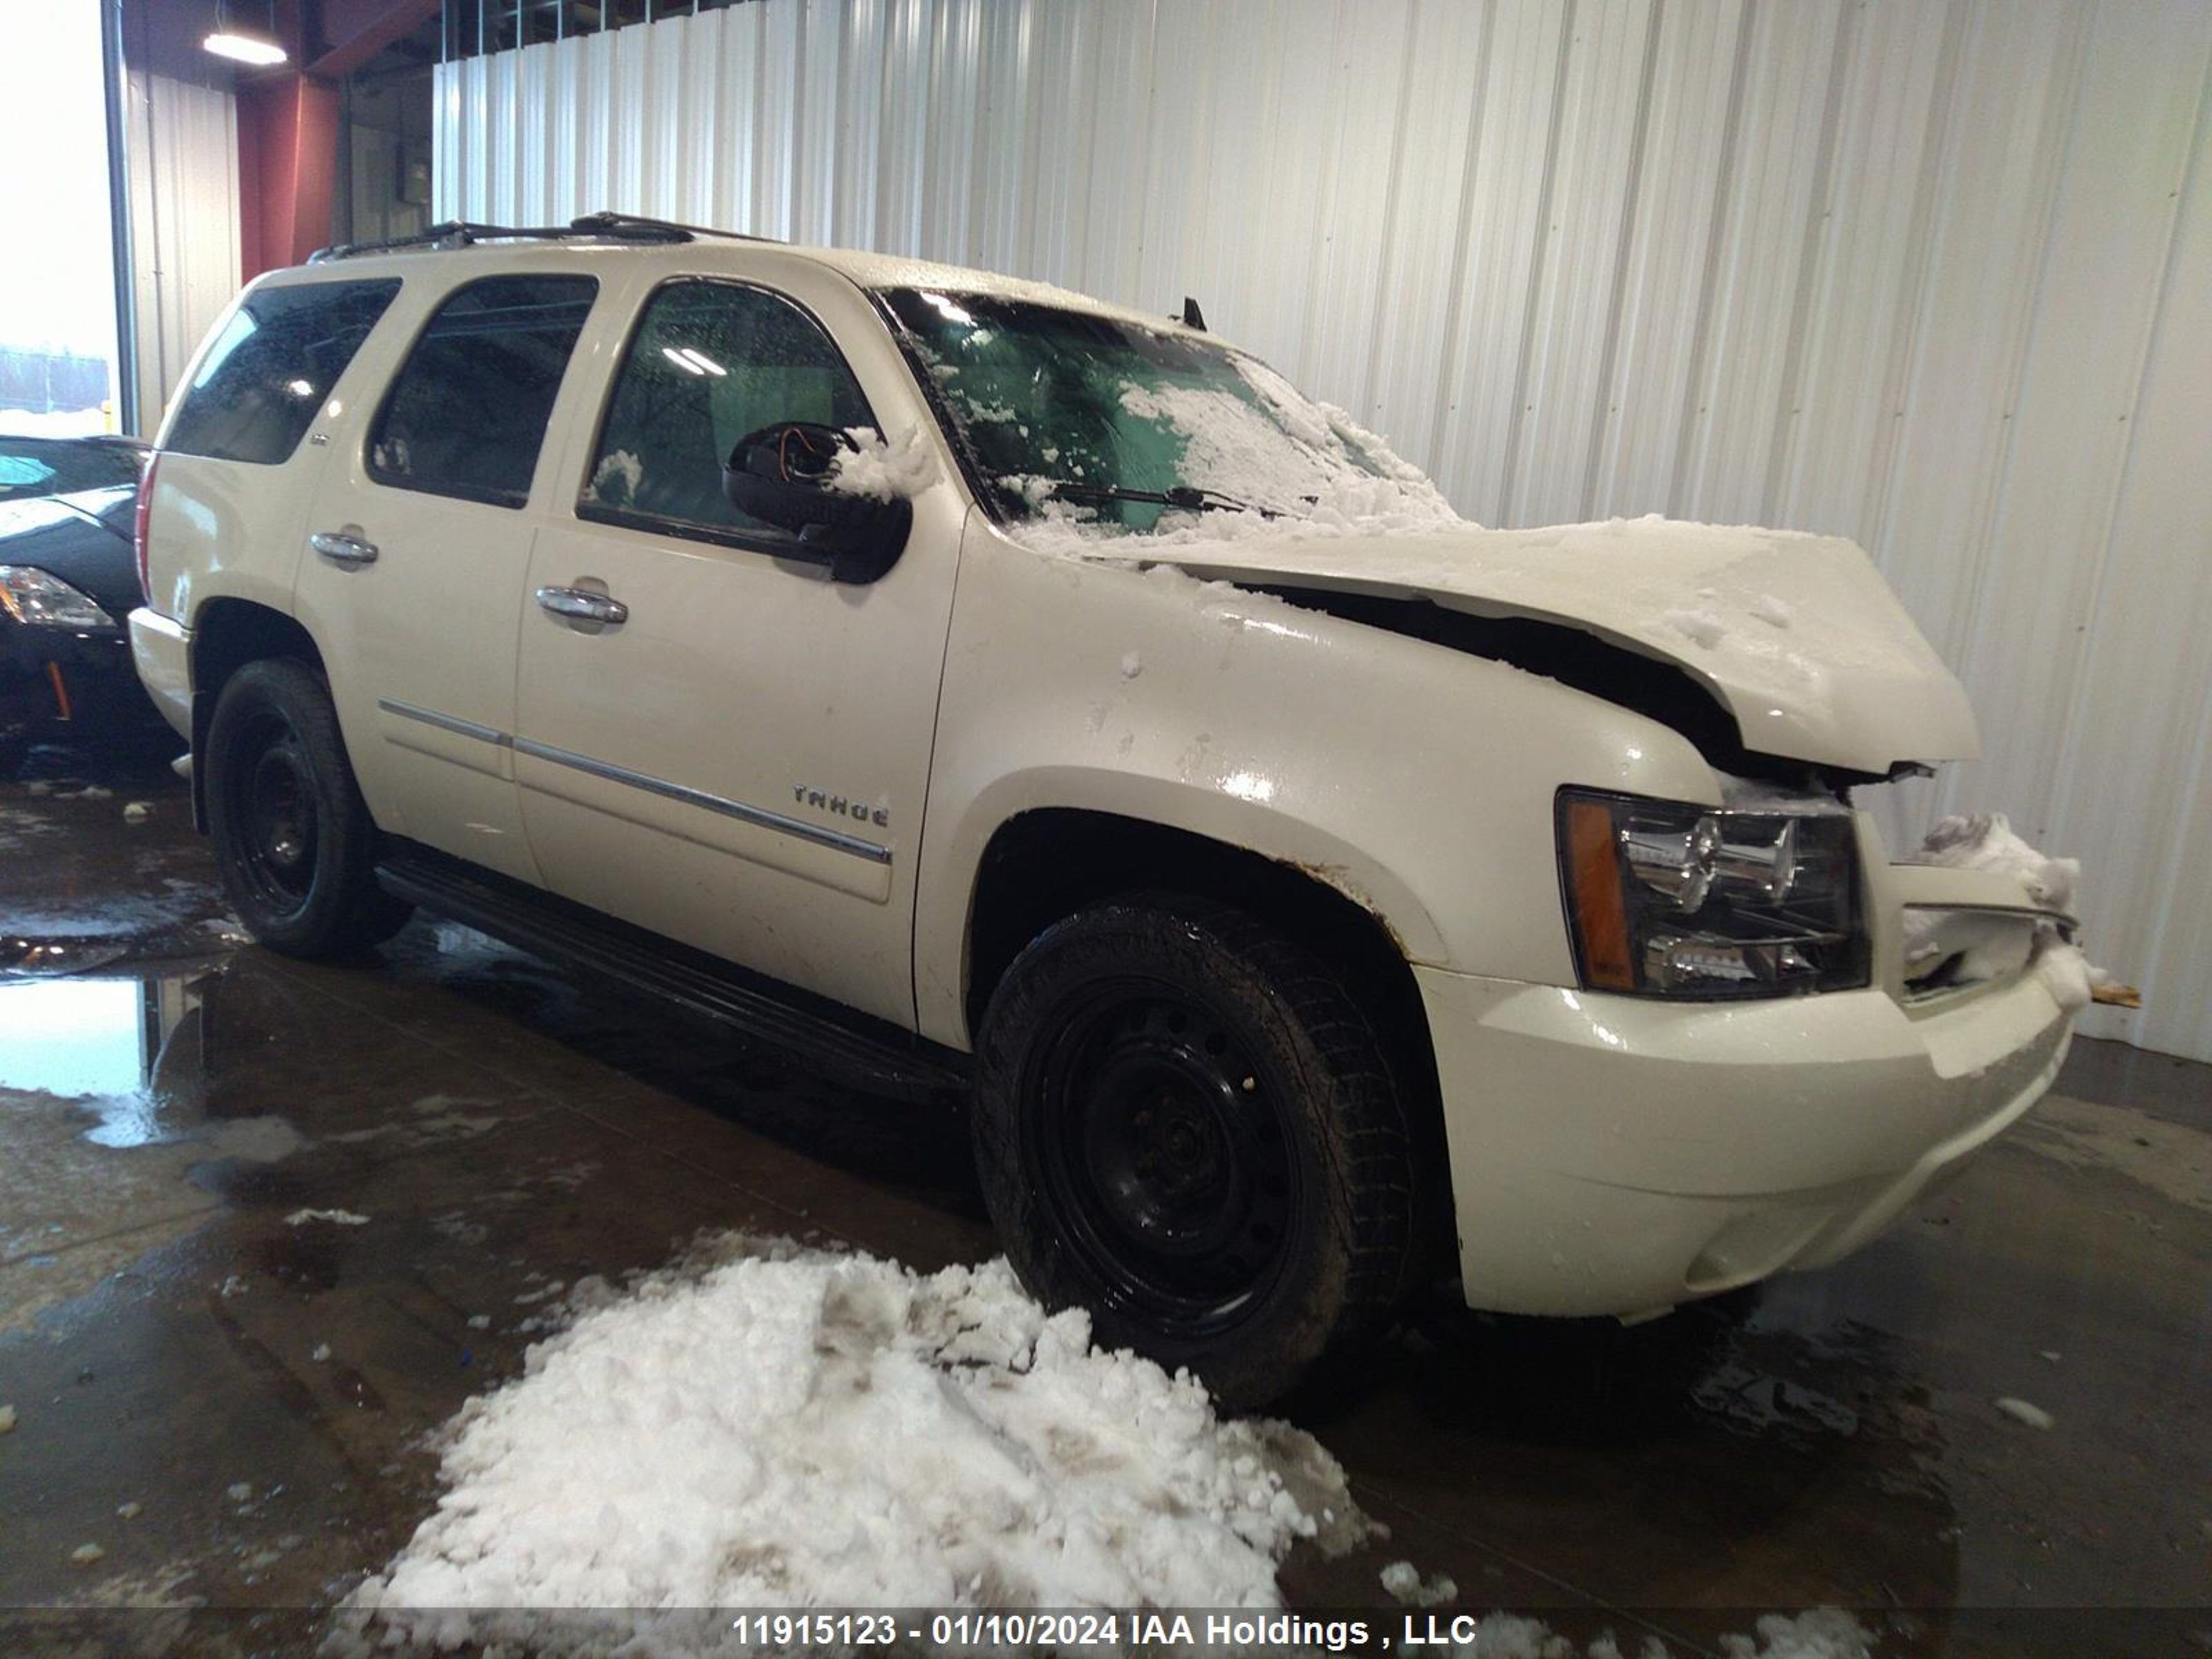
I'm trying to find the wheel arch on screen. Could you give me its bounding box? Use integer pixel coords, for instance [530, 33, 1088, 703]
[960, 804, 1459, 1296]
[187, 599, 327, 832]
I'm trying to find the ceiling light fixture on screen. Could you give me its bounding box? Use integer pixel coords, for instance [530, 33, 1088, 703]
[204, 1, 287, 67]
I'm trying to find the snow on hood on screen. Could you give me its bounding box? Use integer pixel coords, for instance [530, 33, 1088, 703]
[1107, 515, 1978, 776]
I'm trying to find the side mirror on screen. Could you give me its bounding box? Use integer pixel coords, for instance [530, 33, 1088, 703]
[722, 422, 913, 584]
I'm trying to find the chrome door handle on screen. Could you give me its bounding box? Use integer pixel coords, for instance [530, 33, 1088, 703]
[536, 585, 629, 626]
[308, 529, 379, 565]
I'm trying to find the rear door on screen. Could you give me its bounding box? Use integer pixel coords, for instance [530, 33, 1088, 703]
[147, 275, 401, 626]
[291, 269, 603, 883]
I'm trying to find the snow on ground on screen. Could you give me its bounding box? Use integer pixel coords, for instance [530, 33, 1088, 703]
[1380, 1558, 1458, 1607]
[332, 1237, 1889, 1657]
[0, 406, 112, 438]
[343, 1238, 1360, 1651]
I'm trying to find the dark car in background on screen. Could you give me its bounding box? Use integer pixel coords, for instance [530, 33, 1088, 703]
[0, 433, 169, 772]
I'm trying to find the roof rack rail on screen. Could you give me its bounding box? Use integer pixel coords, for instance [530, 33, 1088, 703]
[308, 211, 784, 264]
[574, 211, 785, 245]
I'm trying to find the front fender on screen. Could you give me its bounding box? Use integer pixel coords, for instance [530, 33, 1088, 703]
[912, 516, 1721, 1049]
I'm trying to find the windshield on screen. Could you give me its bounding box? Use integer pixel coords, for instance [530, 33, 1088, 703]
[879, 288, 1456, 539]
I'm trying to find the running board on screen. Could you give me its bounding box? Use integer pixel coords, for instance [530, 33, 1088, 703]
[376, 843, 968, 1106]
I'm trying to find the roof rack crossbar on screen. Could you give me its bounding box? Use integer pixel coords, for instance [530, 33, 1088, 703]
[308, 211, 785, 264]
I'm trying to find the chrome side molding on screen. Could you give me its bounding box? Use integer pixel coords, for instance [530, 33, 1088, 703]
[373, 698, 890, 865]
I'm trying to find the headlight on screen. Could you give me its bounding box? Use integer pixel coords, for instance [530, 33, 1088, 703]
[1557, 787, 1868, 998]
[0, 565, 115, 630]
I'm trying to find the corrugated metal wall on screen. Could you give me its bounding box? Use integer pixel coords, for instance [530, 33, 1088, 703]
[122, 71, 241, 431]
[435, 0, 2212, 1062]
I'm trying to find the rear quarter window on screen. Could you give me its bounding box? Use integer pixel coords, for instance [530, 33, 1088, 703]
[165, 279, 401, 465]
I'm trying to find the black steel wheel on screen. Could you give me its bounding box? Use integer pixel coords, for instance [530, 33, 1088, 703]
[205, 659, 411, 957]
[1032, 982, 1300, 1340]
[225, 705, 319, 917]
[973, 893, 1415, 1407]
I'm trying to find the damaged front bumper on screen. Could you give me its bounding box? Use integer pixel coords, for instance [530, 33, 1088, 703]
[1418, 831, 2077, 1318]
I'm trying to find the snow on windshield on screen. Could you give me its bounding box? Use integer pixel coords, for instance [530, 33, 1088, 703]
[881, 288, 1460, 553]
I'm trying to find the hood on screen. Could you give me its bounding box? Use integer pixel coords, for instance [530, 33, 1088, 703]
[1126, 516, 1978, 775]
[0, 485, 140, 624]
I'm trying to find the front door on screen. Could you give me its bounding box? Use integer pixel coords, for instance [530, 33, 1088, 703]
[513, 276, 962, 1028]
[293, 270, 603, 885]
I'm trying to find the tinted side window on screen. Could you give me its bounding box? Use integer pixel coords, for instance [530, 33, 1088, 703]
[368, 275, 599, 508]
[581, 281, 871, 543]
[167, 280, 400, 465]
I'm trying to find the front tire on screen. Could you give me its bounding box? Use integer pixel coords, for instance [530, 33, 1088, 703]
[971, 894, 1416, 1407]
[204, 659, 411, 957]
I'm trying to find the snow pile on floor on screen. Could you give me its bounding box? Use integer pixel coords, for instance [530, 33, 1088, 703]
[829, 423, 939, 500]
[1380, 1558, 1458, 1606]
[1902, 814, 2094, 1007]
[341, 1240, 1356, 1650]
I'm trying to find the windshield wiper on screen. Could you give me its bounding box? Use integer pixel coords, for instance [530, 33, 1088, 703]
[1041, 480, 1278, 518]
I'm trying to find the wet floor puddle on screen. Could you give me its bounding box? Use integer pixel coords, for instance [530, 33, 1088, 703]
[0, 962, 310, 1332]
[0, 964, 225, 1143]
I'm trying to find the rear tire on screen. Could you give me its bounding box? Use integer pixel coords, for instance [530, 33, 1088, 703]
[204, 659, 411, 958]
[971, 893, 1416, 1408]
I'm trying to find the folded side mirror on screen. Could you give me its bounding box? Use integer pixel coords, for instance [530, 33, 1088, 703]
[722, 422, 913, 584]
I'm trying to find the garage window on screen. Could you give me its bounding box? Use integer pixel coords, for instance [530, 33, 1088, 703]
[165, 280, 401, 465]
[368, 274, 599, 508]
[579, 279, 872, 547]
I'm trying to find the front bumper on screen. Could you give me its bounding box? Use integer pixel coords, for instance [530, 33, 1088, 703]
[1, 622, 162, 747]
[1417, 957, 2074, 1317]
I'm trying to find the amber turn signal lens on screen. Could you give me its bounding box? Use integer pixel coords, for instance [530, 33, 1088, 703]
[1565, 796, 1635, 991]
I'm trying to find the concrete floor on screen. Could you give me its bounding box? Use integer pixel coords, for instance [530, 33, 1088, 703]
[2, 741, 2208, 1658]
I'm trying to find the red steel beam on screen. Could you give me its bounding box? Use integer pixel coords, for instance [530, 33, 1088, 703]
[237, 72, 340, 278]
[306, 0, 442, 79]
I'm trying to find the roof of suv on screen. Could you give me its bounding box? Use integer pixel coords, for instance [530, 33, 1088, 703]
[281, 223, 1208, 341]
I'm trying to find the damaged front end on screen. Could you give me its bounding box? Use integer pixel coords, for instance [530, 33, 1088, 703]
[1129, 516, 2095, 1011]
[1128, 516, 1978, 793]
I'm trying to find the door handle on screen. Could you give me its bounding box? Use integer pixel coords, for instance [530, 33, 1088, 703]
[308, 529, 379, 565]
[536, 584, 629, 627]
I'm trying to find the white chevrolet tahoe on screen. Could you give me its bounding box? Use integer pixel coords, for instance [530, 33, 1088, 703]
[130, 214, 2082, 1404]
